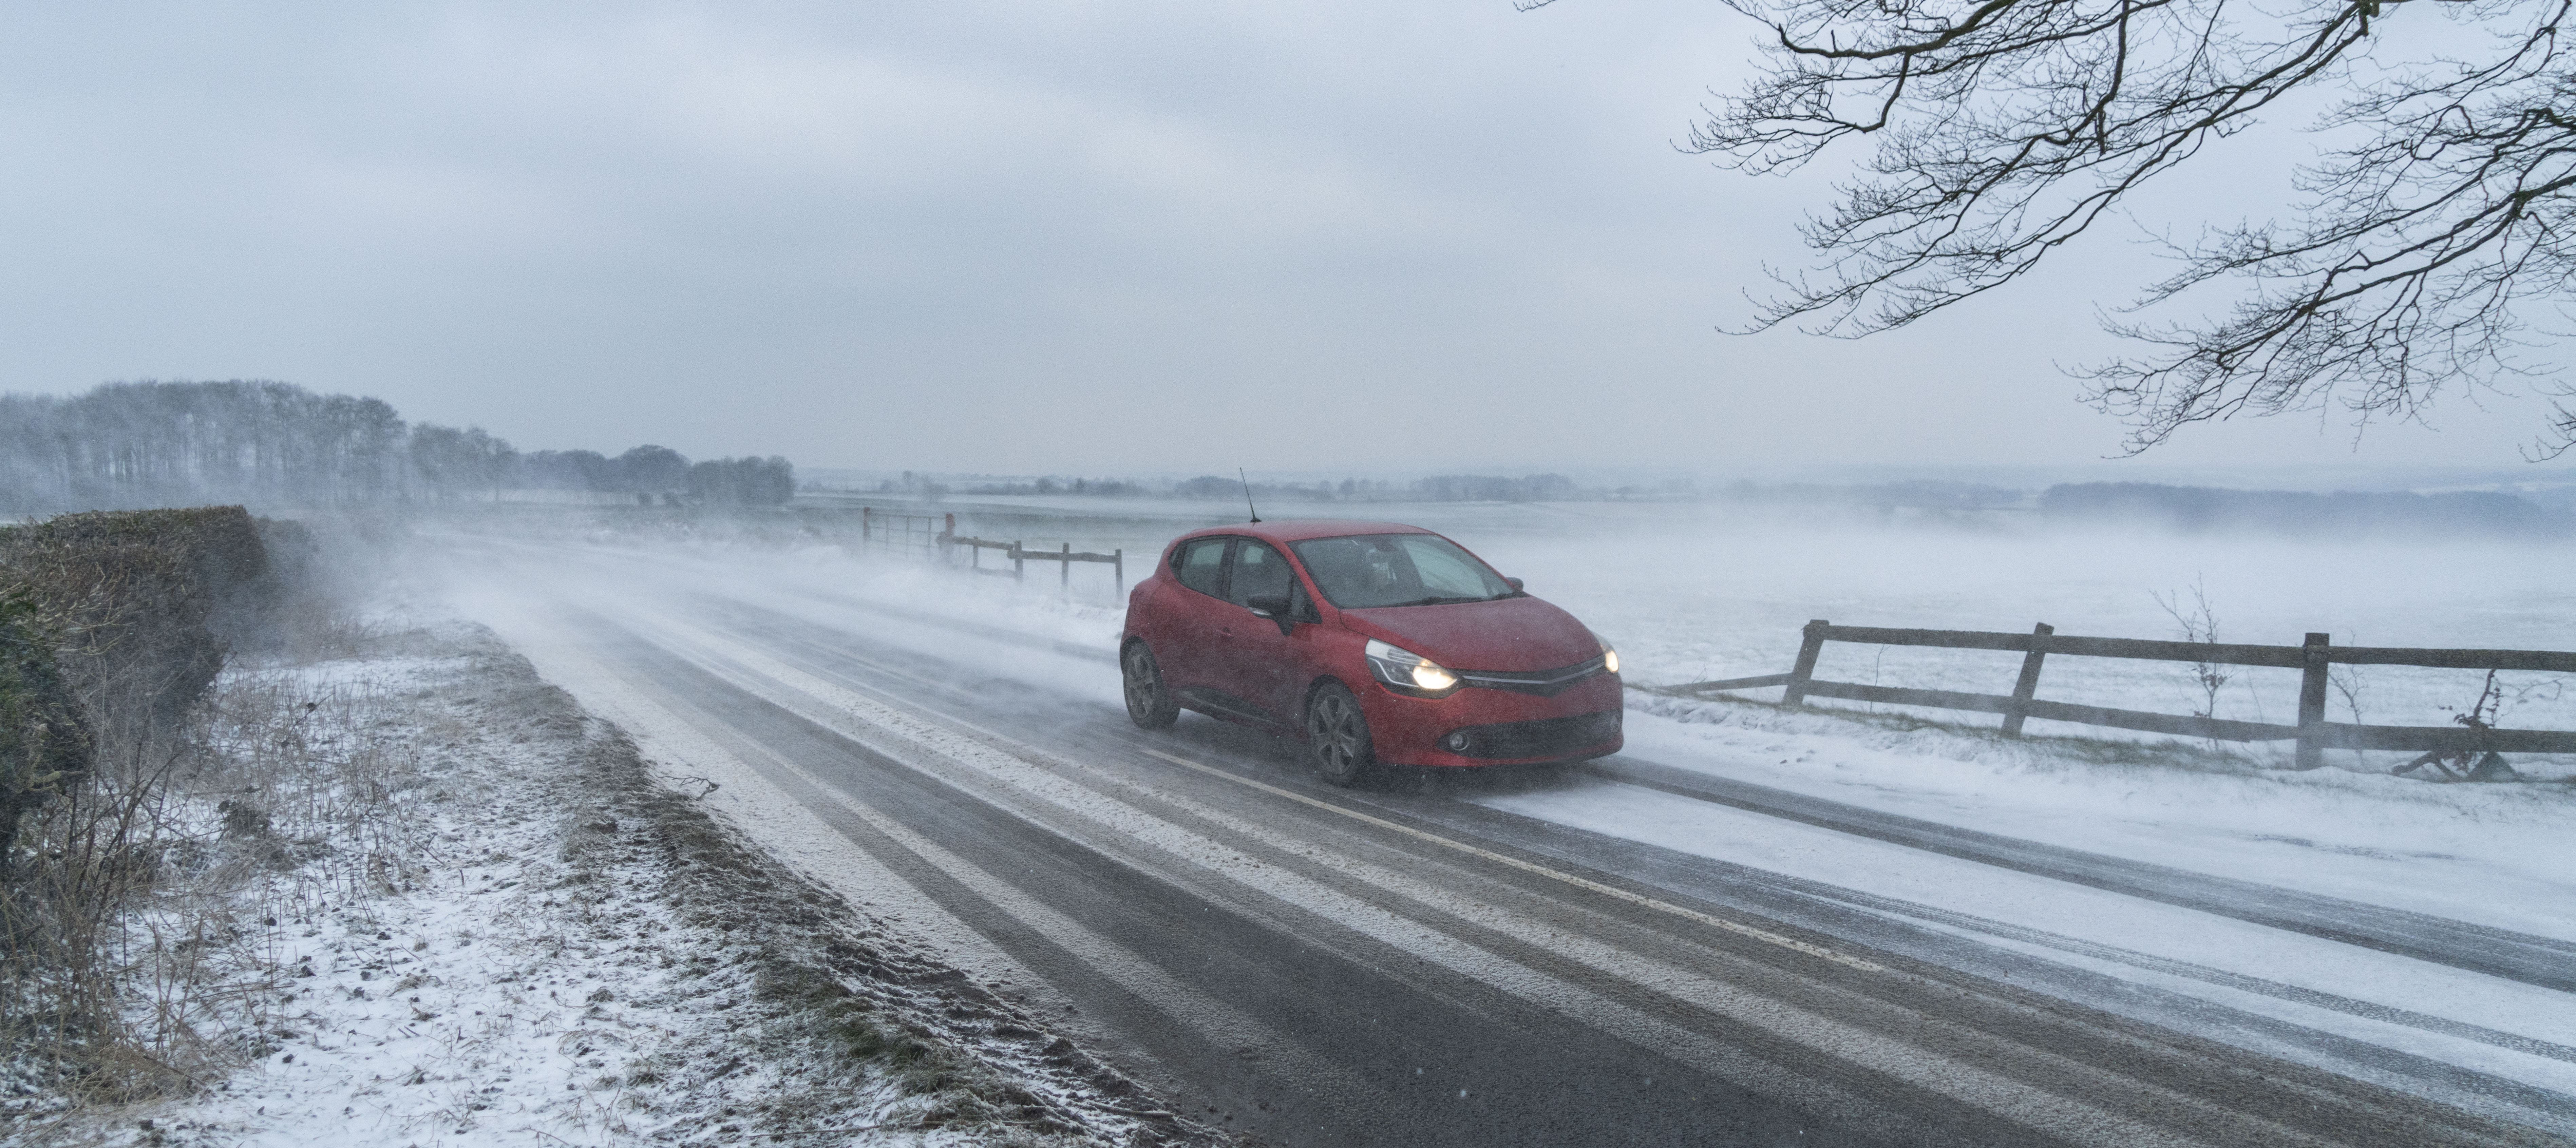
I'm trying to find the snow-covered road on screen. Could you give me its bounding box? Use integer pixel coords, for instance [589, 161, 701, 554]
[441, 534, 2576, 1147]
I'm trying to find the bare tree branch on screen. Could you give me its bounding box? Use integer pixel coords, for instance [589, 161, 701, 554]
[1636, 0, 2576, 454]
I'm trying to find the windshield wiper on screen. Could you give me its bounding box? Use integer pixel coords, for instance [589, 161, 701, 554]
[1389, 595, 1491, 607]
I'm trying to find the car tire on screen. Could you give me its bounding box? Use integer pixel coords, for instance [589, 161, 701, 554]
[1122, 641, 1180, 730]
[1305, 682, 1375, 786]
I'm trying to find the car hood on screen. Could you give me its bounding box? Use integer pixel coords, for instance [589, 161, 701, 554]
[1336, 595, 1599, 671]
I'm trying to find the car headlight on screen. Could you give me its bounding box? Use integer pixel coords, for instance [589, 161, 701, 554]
[1365, 638, 1458, 694]
[1600, 642, 1620, 675]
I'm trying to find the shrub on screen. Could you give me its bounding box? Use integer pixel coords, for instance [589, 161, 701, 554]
[0, 507, 280, 744]
[0, 591, 91, 880]
[0, 506, 302, 1115]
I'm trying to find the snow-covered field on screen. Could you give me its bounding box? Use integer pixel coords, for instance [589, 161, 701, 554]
[473, 500, 2576, 946]
[399, 503, 2576, 1127]
[18, 500, 2560, 1143]
[18, 618, 1219, 1148]
[530, 496, 2576, 764]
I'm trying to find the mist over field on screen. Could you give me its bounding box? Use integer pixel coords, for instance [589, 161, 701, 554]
[10, 0, 2576, 1139]
[10, 388, 2576, 1144]
[428, 490, 2576, 765]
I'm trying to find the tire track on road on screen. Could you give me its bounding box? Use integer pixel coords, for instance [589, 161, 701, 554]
[632, 597, 2555, 1148]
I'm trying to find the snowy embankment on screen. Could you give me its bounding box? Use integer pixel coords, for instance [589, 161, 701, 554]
[1607, 692, 2576, 939]
[28, 619, 1220, 1148]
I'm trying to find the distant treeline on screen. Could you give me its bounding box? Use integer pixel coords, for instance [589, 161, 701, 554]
[1714, 480, 2029, 511]
[1159, 474, 1578, 502]
[2039, 483, 2568, 536]
[0, 380, 792, 512]
[521, 447, 793, 506]
[959, 476, 1154, 497]
[927, 473, 1582, 503]
[906, 473, 2008, 507]
[837, 469, 2576, 536]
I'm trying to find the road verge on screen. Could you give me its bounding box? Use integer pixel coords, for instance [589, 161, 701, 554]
[12, 617, 1226, 1148]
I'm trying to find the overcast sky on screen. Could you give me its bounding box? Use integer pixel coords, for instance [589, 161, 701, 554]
[1, 0, 2563, 476]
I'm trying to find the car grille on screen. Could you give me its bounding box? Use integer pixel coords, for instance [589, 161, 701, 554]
[1453, 655, 1608, 697]
[1440, 710, 1622, 760]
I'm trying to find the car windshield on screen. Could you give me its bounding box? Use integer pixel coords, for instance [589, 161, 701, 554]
[1288, 533, 1516, 608]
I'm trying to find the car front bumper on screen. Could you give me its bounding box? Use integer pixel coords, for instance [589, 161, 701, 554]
[1358, 670, 1624, 767]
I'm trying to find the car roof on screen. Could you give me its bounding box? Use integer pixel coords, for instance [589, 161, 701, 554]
[1173, 519, 1433, 545]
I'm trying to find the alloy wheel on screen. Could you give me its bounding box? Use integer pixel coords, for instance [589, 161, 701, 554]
[1122, 644, 1177, 729]
[1307, 686, 1371, 785]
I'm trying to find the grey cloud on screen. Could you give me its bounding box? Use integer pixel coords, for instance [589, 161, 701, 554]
[0, 0, 2554, 473]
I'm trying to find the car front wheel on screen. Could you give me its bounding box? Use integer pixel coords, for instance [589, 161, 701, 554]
[1305, 682, 1374, 786]
[1122, 642, 1179, 730]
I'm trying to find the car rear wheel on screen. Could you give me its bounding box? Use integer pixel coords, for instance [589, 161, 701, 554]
[1122, 642, 1179, 730]
[1305, 682, 1374, 786]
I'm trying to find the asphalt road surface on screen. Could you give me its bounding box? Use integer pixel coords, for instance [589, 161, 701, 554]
[462, 546, 2576, 1147]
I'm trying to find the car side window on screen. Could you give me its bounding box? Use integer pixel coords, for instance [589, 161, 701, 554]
[1228, 540, 1294, 607]
[1288, 578, 1321, 623]
[1175, 537, 1230, 598]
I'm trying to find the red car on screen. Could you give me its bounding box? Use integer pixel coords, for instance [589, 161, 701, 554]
[1119, 519, 1622, 784]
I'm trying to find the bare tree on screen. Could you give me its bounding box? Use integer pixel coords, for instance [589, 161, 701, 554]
[2153, 577, 2229, 730]
[2327, 661, 2372, 768]
[1614, 0, 2576, 455]
[407, 424, 523, 503]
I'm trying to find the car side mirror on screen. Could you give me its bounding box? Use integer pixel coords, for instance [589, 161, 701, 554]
[1245, 593, 1295, 634]
[1505, 577, 1524, 592]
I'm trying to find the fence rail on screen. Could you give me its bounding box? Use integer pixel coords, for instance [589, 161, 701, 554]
[857, 508, 1126, 596]
[1661, 620, 2576, 767]
[1804, 623, 2576, 673]
[950, 535, 1125, 593]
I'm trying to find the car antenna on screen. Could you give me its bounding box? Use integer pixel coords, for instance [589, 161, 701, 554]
[1240, 468, 1261, 523]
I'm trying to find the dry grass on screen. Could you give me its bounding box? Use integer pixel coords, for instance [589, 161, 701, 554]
[1, 618, 431, 1129]
[0, 507, 418, 1132]
[4, 509, 1219, 1145]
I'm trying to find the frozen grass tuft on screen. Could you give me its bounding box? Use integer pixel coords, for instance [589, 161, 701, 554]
[2, 616, 436, 1130]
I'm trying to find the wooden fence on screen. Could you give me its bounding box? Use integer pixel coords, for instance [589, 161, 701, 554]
[949, 535, 1126, 594]
[1666, 620, 2576, 768]
[856, 507, 1126, 595]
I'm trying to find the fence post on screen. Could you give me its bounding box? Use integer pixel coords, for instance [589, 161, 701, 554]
[1114, 549, 1124, 599]
[861, 505, 872, 549]
[2295, 632, 2331, 770]
[1061, 543, 1072, 589]
[1012, 541, 1025, 581]
[1782, 619, 1829, 707]
[2000, 623, 2054, 737]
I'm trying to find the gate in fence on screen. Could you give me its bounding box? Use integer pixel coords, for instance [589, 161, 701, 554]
[1666, 620, 2576, 771]
[858, 508, 952, 557]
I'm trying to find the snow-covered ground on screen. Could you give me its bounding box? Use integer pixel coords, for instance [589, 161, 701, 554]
[699, 494, 2576, 752]
[438, 510, 2576, 945]
[488, 497, 2576, 763]
[1611, 693, 2576, 936]
[415, 506, 2576, 1127]
[18, 618, 1220, 1148]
